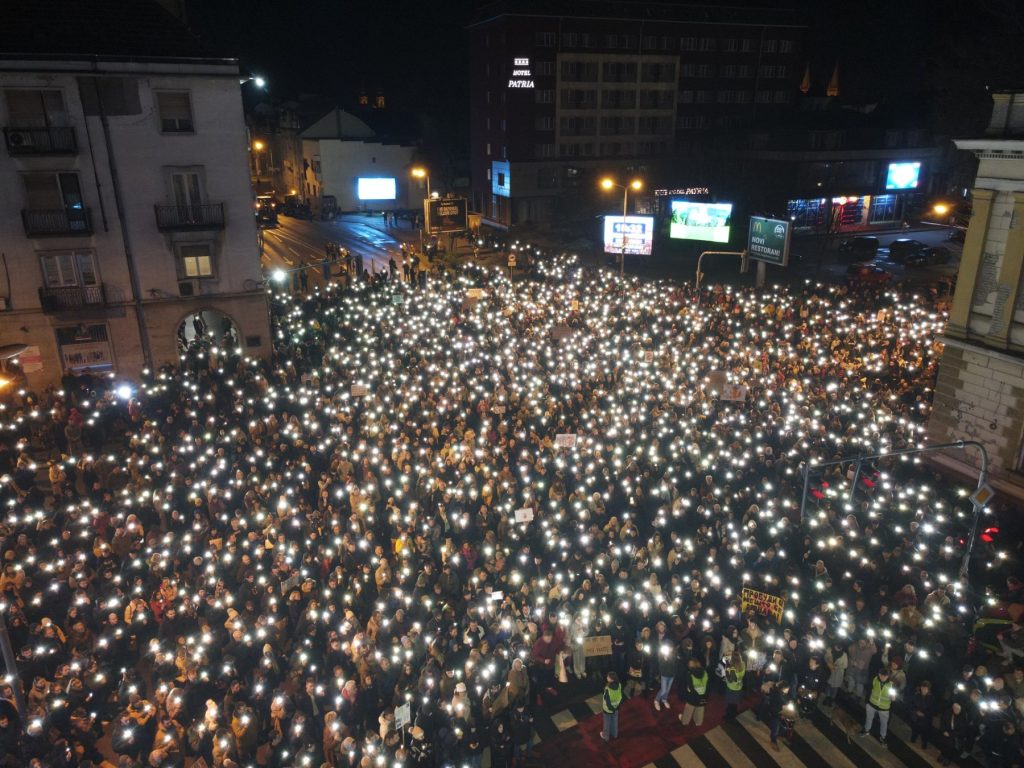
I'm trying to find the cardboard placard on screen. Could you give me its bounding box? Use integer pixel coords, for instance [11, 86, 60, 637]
[720, 384, 748, 402]
[551, 324, 571, 340]
[489, 591, 504, 601]
[583, 635, 612, 657]
[554, 433, 577, 449]
[514, 508, 534, 523]
[644, 350, 655, 363]
[351, 384, 369, 397]
[395, 702, 411, 729]
[740, 587, 785, 623]
[492, 404, 507, 414]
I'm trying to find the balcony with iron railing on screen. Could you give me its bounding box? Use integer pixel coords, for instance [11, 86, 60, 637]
[22, 208, 93, 236]
[38, 284, 106, 313]
[3, 126, 77, 155]
[154, 203, 225, 231]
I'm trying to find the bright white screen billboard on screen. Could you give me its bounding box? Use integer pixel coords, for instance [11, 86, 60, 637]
[670, 201, 733, 243]
[357, 177, 397, 200]
[603, 215, 654, 256]
[885, 162, 921, 190]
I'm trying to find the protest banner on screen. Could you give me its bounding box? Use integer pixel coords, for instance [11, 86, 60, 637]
[584, 635, 612, 657]
[720, 383, 748, 401]
[514, 508, 534, 523]
[554, 433, 577, 449]
[351, 384, 369, 397]
[741, 587, 785, 622]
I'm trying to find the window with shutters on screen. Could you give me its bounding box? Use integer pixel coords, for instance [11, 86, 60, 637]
[5, 89, 69, 127]
[177, 243, 214, 278]
[39, 250, 98, 288]
[155, 90, 194, 133]
[779, 40, 793, 53]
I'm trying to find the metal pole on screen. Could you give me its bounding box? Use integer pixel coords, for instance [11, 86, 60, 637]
[960, 446, 990, 582]
[799, 463, 810, 524]
[620, 185, 627, 278]
[848, 458, 862, 505]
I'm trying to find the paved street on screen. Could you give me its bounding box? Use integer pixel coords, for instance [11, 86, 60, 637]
[259, 213, 419, 283]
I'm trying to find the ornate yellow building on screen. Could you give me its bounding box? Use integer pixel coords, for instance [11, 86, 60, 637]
[928, 91, 1024, 498]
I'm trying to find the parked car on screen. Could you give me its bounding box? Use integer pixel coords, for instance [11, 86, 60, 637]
[846, 263, 893, 285]
[905, 246, 952, 267]
[838, 236, 880, 262]
[947, 227, 966, 244]
[887, 238, 930, 262]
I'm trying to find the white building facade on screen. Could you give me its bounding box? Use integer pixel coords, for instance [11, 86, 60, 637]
[927, 92, 1024, 499]
[0, 53, 271, 388]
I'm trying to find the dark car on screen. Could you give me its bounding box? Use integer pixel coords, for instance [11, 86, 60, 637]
[838, 236, 880, 262]
[887, 238, 930, 262]
[905, 246, 952, 267]
[947, 228, 966, 244]
[846, 263, 893, 285]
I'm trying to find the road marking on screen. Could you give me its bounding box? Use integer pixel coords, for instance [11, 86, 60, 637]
[705, 724, 758, 768]
[670, 744, 704, 766]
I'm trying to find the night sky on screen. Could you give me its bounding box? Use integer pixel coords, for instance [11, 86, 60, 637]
[183, 0, 1024, 140]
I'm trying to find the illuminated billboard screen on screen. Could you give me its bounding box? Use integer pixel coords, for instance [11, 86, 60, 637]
[603, 215, 654, 256]
[670, 201, 733, 243]
[357, 177, 397, 200]
[885, 162, 921, 190]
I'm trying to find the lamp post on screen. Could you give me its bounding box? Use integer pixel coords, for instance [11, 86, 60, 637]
[411, 167, 432, 253]
[600, 177, 642, 277]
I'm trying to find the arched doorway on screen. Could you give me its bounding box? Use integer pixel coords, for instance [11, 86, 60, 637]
[175, 308, 239, 357]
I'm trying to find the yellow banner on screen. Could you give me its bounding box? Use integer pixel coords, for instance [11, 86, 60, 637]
[741, 587, 785, 623]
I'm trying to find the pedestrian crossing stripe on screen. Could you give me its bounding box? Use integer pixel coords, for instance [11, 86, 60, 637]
[543, 703, 957, 768]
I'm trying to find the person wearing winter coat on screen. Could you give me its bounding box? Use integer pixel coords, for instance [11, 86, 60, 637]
[935, 701, 972, 766]
[906, 680, 936, 750]
[654, 641, 678, 711]
[678, 659, 709, 728]
[846, 637, 876, 699]
[825, 642, 848, 705]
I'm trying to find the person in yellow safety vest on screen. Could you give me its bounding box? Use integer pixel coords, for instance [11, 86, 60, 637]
[861, 667, 895, 745]
[720, 651, 746, 720]
[601, 672, 622, 742]
[678, 659, 710, 728]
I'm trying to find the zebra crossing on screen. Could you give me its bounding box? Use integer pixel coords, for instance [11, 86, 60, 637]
[633, 708, 957, 768]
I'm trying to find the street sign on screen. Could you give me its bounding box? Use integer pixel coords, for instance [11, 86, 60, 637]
[747, 216, 791, 267]
[425, 197, 469, 234]
[970, 484, 995, 507]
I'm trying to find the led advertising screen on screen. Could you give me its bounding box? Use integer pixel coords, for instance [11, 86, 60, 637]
[670, 201, 733, 243]
[603, 215, 654, 256]
[885, 162, 921, 190]
[357, 177, 397, 200]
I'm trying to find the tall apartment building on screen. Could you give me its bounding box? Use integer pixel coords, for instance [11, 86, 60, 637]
[0, 2, 270, 388]
[927, 91, 1024, 499]
[469, 0, 805, 228]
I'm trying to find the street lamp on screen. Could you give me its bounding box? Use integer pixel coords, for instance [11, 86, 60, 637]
[411, 167, 431, 199]
[600, 177, 643, 277]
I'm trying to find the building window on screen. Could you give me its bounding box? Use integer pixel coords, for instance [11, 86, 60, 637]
[39, 249, 98, 289]
[698, 37, 716, 52]
[5, 88, 68, 127]
[774, 90, 789, 103]
[534, 143, 556, 158]
[560, 143, 579, 156]
[560, 89, 597, 109]
[561, 61, 598, 82]
[600, 116, 635, 135]
[535, 89, 554, 104]
[755, 90, 772, 103]
[486, 91, 491, 105]
[535, 116, 554, 131]
[661, 36, 674, 50]
[723, 38, 738, 53]
[643, 35, 657, 50]
[679, 90, 694, 103]
[155, 90, 194, 133]
[680, 37, 697, 51]
[741, 39, 753, 53]
[178, 243, 214, 278]
[602, 62, 637, 82]
[486, 142, 491, 156]
[562, 32, 578, 47]
[639, 90, 673, 109]
[536, 32, 555, 47]
[602, 90, 636, 109]
[641, 63, 675, 83]
[580, 33, 591, 48]
[621, 35, 636, 50]
[536, 61, 554, 76]
[696, 64, 714, 77]
[779, 40, 793, 53]
[537, 167, 558, 189]
[761, 39, 778, 53]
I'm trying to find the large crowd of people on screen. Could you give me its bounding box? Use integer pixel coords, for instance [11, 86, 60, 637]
[0, 256, 1020, 768]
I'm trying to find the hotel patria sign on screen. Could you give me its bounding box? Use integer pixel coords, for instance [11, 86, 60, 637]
[508, 57, 535, 88]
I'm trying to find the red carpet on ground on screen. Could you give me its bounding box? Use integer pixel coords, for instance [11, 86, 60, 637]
[535, 691, 758, 768]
